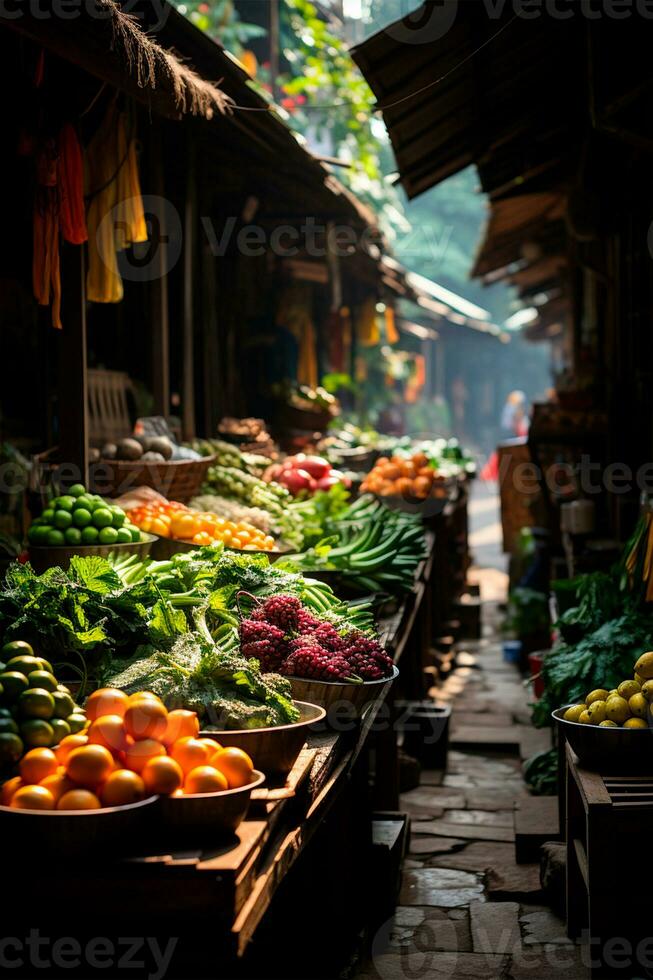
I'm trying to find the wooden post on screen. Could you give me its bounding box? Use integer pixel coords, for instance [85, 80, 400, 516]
[150, 120, 170, 418]
[182, 136, 196, 441]
[58, 243, 89, 486]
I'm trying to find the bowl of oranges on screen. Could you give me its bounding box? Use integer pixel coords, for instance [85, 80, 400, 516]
[0, 688, 263, 847]
[126, 499, 279, 559]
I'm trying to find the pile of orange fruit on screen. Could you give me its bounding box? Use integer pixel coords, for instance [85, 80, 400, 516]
[0, 688, 255, 811]
[127, 500, 275, 551]
[361, 454, 443, 500]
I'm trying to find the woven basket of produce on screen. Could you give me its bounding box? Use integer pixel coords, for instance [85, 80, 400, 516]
[89, 456, 215, 503]
[287, 666, 399, 720]
[29, 534, 156, 575]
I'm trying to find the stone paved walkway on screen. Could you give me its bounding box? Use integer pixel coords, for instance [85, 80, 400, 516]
[357, 585, 588, 980]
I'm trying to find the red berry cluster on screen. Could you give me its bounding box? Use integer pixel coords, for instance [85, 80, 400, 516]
[239, 594, 394, 683]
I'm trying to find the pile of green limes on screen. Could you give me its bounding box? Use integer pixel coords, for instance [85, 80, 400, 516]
[27, 483, 142, 548]
[0, 641, 88, 767]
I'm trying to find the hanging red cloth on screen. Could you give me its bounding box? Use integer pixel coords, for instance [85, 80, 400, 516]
[59, 124, 87, 246]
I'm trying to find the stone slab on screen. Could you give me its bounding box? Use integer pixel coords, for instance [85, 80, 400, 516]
[409, 836, 467, 856]
[399, 868, 485, 907]
[358, 953, 509, 980]
[470, 900, 521, 955]
[412, 820, 515, 843]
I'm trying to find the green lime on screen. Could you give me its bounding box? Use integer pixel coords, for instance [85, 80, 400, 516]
[0, 672, 29, 701]
[92, 508, 113, 529]
[73, 495, 93, 512]
[64, 527, 82, 546]
[0, 708, 11, 718]
[46, 529, 65, 547]
[128, 525, 141, 542]
[55, 495, 75, 512]
[0, 717, 18, 735]
[68, 484, 87, 498]
[27, 671, 58, 693]
[80, 526, 99, 545]
[41, 509, 55, 524]
[49, 717, 71, 744]
[72, 508, 92, 528]
[3, 642, 34, 659]
[18, 688, 55, 720]
[28, 525, 50, 546]
[98, 526, 119, 546]
[37, 658, 53, 674]
[52, 691, 75, 719]
[19, 719, 53, 748]
[0, 732, 24, 763]
[67, 713, 87, 734]
[116, 528, 132, 544]
[5, 656, 42, 677]
[89, 496, 105, 511]
[110, 507, 126, 529]
[54, 510, 73, 530]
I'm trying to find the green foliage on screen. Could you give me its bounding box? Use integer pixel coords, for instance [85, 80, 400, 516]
[504, 587, 549, 637]
[523, 748, 558, 796]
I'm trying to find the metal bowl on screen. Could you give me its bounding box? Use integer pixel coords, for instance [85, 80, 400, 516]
[0, 795, 158, 854]
[288, 665, 399, 724]
[200, 701, 326, 775]
[28, 534, 156, 575]
[553, 706, 653, 772]
[159, 769, 265, 834]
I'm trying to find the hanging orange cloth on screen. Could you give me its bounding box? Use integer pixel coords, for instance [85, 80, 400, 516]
[357, 296, 380, 347]
[276, 283, 319, 388]
[385, 305, 399, 344]
[33, 140, 62, 329]
[85, 102, 147, 303]
[59, 124, 87, 246]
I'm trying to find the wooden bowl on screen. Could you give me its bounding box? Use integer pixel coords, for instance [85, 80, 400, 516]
[28, 533, 156, 575]
[0, 795, 158, 854]
[200, 701, 326, 774]
[553, 706, 653, 772]
[287, 666, 399, 723]
[159, 770, 265, 834]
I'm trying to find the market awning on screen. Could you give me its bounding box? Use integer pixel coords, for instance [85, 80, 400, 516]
[4, 0, 231, 120]
[472, 193, 567, 281]
[350, 3, 585, 201]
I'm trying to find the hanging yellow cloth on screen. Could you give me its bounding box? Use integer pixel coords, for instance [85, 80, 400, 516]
[33, 141, 62, 329]
[357, 296, 380, 347]
[276, 283, 319, 388]
[85, 103, 148, 303]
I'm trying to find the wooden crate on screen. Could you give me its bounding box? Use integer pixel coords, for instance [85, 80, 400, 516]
[566, 742, 653, 977]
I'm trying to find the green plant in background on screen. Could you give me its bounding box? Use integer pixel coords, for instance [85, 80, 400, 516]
[523, 747, 558, 796]
[170, 0, 267, 51]
[504, 587, 549, 638]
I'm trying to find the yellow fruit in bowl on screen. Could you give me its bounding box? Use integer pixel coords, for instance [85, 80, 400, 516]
[634, 652, 653, 681]
[579, 710, 592, 724]
[607, 689, 618, 699]
[586, 689, 610, 705]
[599, 720, 619, 728]
[629, 693, 648, 719]
[623, 717, 648, 730]
[605, 696, 631, 724]
[618, 679, 641, 701]
[587, 700, 607, 724]
[563, 705, 585, 723]
[635, 673, 646, 688]
[641, 680, 653, 702]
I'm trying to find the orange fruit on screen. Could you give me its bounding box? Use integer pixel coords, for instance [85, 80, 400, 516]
[87, 714, 129, 754]
[57, 789, 101, 810]
[66, 744, 114, 788]
[11, 785, 55, 810]
[100, 769, 145, 807]
[170, 737, 211, 775]
[20, 747, 59, 784]
[184, 766, 228, 795]
[85, 688, 129, 721]
[210, 747, 254, 788]
[1, 776, 24, 806]
[127, 691, 162, 706]
[197, 737, 222, 755]
[141, 756, 183, 795]
[123, 699, 168, 741]
[124, 738, 166, 773]
[55, 733, 88, 764]
[40, 772, 75, 804]
[162, 709, 199, 747]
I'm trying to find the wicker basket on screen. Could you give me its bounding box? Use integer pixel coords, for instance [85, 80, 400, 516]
[89, 456, 215, 503]
[28, 534, 156, 574]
